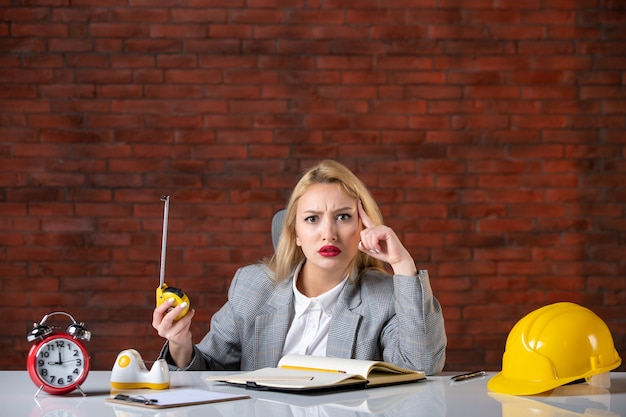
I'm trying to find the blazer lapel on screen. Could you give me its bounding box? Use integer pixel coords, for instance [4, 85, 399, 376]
[253, 278, 294, 369]
[327, 279, 363, 358]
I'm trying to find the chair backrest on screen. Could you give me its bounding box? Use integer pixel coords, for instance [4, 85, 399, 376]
[271, 209, 286, 250]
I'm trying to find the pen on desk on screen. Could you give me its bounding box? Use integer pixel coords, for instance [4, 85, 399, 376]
[280, 365, 346, 374]
[113, 394, 159, 405]
[451, 370, 486, 382]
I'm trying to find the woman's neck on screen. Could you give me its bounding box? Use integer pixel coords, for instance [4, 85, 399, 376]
[297, 263, 348, 298]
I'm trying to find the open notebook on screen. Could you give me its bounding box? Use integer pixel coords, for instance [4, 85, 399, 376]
[207, 354, 426, 391]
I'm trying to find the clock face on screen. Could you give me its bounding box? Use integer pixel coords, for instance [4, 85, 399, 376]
[27, 333, 90, 394]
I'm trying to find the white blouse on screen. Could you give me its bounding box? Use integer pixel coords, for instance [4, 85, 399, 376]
[281, 262, 348, 357]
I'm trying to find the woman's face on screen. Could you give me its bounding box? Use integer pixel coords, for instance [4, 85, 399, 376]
[294, 183, 361, 279]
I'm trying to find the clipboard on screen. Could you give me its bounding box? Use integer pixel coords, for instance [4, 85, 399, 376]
[106, 388, 250, 409]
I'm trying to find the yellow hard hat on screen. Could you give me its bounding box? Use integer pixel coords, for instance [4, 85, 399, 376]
[488, 302, 622, 395]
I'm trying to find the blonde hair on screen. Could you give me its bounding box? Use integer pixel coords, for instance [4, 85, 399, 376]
[266, 160, 384, 282]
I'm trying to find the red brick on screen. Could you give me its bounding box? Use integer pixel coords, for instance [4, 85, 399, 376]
[495, 0, 542, 8]
[12, 23, 68, 37]
[490, 25, 545, 40]
[549, 25, 602, 39]
[520, 10, 574, 24]
[535, 56, 593, 70]
[90, 23, 149, 38]
[472, 57, 533, 71]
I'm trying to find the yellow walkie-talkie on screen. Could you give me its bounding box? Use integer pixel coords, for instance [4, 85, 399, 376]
[155, 195, 190, 321]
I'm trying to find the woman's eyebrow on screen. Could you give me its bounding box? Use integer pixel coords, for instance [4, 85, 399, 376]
[302, 206, 354, 215]
[334, 206, 355, 213]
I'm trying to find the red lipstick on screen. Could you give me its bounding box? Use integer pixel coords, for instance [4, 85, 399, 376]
[319, 245, 341, 257]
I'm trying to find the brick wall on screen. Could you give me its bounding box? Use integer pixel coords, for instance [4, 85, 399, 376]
[1, 1, 624, 373]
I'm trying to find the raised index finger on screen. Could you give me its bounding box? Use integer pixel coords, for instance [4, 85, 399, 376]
[358, 200, 375, 229]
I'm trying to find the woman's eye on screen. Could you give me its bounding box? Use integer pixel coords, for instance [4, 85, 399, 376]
[337, 213, 352, 221]
[304, 216, 318, 223]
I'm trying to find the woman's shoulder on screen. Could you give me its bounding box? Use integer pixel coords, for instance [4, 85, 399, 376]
[357, 268, 421, 291]
[236, 262, 272, 275]
[233, 263, 276, 285]
[228, 263, 289, 314]
[228, 263, 280, 297]
[358, 268, 394, 290]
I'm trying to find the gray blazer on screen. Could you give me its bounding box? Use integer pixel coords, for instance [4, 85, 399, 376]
[160, 263, 447, 375]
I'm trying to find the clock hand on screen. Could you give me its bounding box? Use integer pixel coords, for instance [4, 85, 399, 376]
[47, 352, 63, 365]
[59, 359, 81, 364]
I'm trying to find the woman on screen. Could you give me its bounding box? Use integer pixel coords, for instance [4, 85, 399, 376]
[153, 160, 446, 374]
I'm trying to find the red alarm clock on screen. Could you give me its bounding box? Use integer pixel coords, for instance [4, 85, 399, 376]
[26, 311, 91, 396]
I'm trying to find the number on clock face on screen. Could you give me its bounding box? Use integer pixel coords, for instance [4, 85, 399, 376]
[35, 338, 86, 387]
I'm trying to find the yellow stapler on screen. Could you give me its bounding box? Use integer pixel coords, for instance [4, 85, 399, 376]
[110, 349, 170, 390]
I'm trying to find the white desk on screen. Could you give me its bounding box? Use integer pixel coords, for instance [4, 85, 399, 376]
[3, 370, 625, 417]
